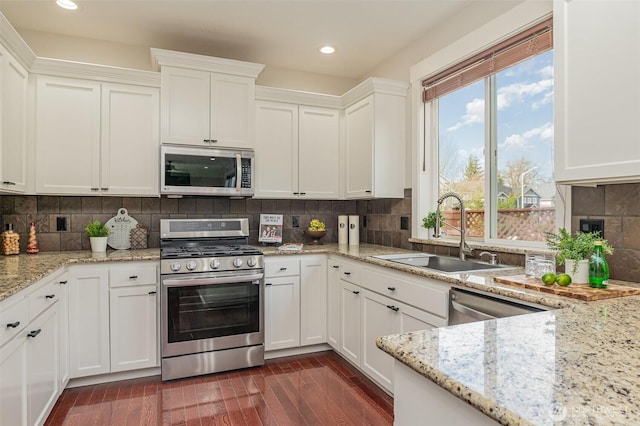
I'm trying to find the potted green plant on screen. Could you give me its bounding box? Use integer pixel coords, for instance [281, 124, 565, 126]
[85, 220, 110, 252]
[422, 211, 445, 233]
[545, 228, 613, 283]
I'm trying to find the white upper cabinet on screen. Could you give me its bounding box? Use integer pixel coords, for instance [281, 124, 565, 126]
[35, 76, 160, 196]
[152, 48, 264, 149]
[343, 78, 408, 199]
[554, 0, 640, 184]
[254, 93, 340, 199]
[0, 44, 28, 193]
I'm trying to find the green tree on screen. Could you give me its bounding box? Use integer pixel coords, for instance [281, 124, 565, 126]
[463, 155, 484, 181]
[499, 157, 540, 191]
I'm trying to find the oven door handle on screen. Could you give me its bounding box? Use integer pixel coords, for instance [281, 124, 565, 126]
[162, 272, 264, 287]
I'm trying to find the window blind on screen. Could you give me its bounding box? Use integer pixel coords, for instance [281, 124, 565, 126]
[422, 18, 552, 103]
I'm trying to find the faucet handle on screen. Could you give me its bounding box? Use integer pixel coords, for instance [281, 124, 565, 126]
[478, 251, 497, 265]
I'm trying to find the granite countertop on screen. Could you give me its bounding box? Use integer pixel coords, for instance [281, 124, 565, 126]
[0, 249, 160, 301]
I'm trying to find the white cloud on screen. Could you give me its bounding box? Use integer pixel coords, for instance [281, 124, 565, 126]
[500, 122, 554, 149]
[497, 78, 553, 110]
[539, 65, 554, 78]
[447, 98, 484, 131]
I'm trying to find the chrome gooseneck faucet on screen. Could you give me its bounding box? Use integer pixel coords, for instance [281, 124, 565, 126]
[433, 191, 474, 261]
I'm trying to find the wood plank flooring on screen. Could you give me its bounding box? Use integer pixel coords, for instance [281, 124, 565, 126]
[45, 351, 394, 425]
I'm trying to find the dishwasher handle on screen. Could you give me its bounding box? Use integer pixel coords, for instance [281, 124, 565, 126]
[450, 299, 496, 322]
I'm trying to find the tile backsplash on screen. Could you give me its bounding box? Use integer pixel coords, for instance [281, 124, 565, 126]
[3, 184, 638, 282]
[0, 190, 413, 252]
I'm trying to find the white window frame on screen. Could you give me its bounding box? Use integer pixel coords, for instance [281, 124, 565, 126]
[410, 1, 571, 250]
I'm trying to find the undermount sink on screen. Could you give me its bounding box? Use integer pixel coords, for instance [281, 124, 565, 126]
[371, 253, 514, 274]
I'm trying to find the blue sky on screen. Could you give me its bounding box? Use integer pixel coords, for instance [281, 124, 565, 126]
[438, 50, 554, 183]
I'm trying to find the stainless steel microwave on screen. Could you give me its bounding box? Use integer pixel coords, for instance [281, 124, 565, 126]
[161, 145, 254, 197]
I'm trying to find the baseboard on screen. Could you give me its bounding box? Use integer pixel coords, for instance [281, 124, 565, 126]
[265, 343, 332, 359]
[67, 367, 161, 388]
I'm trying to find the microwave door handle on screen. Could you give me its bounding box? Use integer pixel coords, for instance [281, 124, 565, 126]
[236, 154, 242, 192]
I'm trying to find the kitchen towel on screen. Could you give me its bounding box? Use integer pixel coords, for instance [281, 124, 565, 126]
[338, 215, 348, 245]
[348, 215, 359, 246]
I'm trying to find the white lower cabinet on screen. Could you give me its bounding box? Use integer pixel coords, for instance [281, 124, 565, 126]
[330, 257, 449, 393]
[109, 285, 158, 372]
[264, 255, 327, 352]
[265, 275, 301, 350]
[0, 269, 67, 426]
[340, 280, 362, 366]
[68, 265, 110, 378]
[0, 323, 27, 426]
[27, 305, 60, 426]
[69, 261, 159, 379]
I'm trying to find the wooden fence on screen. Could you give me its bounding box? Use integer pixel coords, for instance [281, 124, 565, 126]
[441, 207, 555, 241]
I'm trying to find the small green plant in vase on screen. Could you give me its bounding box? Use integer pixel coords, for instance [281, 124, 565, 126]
[422, 211, 445, 233]
[85, 220, 110, 252]
[545, 228, 613, 283]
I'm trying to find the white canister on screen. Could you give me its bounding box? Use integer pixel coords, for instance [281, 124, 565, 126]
[348, 215, 359, 246]
[338, 215, 348, 245]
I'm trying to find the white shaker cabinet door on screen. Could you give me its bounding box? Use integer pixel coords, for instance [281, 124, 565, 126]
[340, 280, 362, 367]
[254, 101, 299, 198]
[298, 106, 341, 199]
[101, 83, 160, 196]
[326, 259, 343, 351]
[0, 45, 28, 193]
[35, 76, 101, 194]
[0, 333, 27, 426]
[110, 285, 158, 372]
[554, 0, 640, 184]
[264, 276, 301, 351]
[345, 96, 374, 199]
[210, 73, 256, 150]
[160, 66, 211, 146]
[68, 265, 110, 378]
[300, 255, 327, 346]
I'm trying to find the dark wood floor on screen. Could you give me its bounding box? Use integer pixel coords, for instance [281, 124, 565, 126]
[45, 351, 394, 425]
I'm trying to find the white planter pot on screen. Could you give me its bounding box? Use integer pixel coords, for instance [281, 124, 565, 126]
[89, 236, 108, 253]
[565, 259, 589, 284]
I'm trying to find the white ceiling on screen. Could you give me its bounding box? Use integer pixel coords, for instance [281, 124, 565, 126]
[0, 0, 473, 79]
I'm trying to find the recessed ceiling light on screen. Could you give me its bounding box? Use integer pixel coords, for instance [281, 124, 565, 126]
[56, 0, 78, 10]
[320, 46, 335, 54]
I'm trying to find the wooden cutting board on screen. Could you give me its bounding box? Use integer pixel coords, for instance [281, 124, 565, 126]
[493, 275, 640, 301]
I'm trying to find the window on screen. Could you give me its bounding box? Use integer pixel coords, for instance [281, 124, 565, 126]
[424, 19, 554, 245]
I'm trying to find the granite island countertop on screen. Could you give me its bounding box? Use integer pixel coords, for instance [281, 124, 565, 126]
[377, 293, 640, 425]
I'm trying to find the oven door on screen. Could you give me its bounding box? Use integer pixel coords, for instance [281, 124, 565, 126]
[161, 271, 264, 358]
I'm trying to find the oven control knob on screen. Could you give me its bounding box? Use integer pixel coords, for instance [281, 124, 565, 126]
[247, 257, 257, 267]
[233, 258, 243, 268]
[170, 262, 182, 272]
[186, 261, 198, 271]
[209, 259, 221, 270]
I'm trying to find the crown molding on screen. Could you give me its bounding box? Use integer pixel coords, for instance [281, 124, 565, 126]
[30, 57, 160, 87]
[151, 48, 265, 78]
[0, 12, 36, 69]
[341, 77, 409, 107]
[255, 86, 342, 109]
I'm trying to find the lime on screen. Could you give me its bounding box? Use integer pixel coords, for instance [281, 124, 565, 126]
[555, 273, 572, 287]
[541, 273, 556, 285]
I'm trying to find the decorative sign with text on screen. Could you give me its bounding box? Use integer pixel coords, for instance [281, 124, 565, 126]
[259, 214, 283, 244]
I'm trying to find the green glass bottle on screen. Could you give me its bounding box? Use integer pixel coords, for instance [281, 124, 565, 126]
[589, 241, 609, 288]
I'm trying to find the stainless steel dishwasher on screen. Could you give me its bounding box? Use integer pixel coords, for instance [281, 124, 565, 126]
[449, 286, 548, 325]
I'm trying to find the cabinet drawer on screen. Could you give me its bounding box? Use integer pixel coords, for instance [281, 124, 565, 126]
[29, 279, 60, 320]
[338, 264, 360, 285]
[361, 267, 448, 318]
[110, 262, 158, 287]
[265, 258, 300, 277]
[0, 295, 28, 347]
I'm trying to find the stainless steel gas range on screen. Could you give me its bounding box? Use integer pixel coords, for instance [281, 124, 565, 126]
[159, 217, 264, 381]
